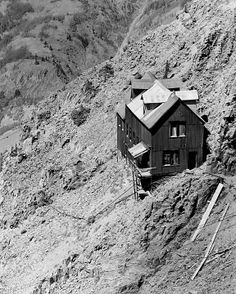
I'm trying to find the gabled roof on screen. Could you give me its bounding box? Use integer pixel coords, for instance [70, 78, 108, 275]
[116, 87, 132, 119]
[127, 93, 144, 119]
[175, 90, 199, 101]
[159, 78, 183, 90]
[142, 93, 205, 130]
[142, 80, 171, 104]
[131, 79, 154, 90]
[142, 94, 179, 129]
[141, 71, 156, 81]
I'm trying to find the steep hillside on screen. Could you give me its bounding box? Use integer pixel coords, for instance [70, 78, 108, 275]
[1, 0, 236, 293]
[120, 0, 189, 51]
[0, 0, 143, 139]
[0, 0, 189, 154]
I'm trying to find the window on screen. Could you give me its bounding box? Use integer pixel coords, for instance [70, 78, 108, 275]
[126, 123, 128, 136]
[129, 127, 132, 140]
[121, 121, 124, 131]
[170, 122, 186, 137]
[133, 131, 135, 141]
[179, 124, 186, 136]
[163, 151, 180, 166]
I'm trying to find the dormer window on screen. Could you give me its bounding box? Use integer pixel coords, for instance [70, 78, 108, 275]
[170, 122, 186, 137]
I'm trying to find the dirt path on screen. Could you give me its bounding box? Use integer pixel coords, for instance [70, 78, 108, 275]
[0, 128, 21, 153]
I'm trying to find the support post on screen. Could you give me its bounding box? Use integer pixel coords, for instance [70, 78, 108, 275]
[132, 164, 137, 200]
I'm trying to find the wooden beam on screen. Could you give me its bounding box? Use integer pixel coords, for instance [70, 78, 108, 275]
[191, 203, 229, 280]
[191, 183, 224, 242]
[132, 164, 136, 200]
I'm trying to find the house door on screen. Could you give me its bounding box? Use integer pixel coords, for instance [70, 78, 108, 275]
[188, 152, 197, 169]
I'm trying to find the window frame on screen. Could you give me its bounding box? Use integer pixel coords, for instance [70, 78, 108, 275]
[163, 150, 180, 166]
[170, 122, 186, 138]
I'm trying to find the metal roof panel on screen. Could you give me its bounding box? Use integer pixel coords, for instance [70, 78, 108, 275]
[175, 90, 199, 101]
[142, 80, 171, 104]
[128, 141, 149, 158]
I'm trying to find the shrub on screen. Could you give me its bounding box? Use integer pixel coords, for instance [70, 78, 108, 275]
[76, 34, 89, 48]
[37, 110, 51, 121]
[71, 105, 90, 127]
[53, 15, 65, 23]
[98, 63, 114, 81]
[14, 89, 21, 97]
[82, 79, 99, 98]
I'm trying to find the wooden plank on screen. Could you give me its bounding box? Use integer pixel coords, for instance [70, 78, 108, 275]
[191, 203, 229, 280]
[132, 164, 136, 200]
[191, 183, 224, 242]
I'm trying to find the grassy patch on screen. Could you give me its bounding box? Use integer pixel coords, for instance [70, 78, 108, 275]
[0, 46, 33, 68]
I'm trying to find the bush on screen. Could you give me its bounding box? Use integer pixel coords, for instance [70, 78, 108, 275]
[82, 79, 99, 98]
[71, 105, 90, 127]
[53, 15, 65, 23]
[76, 34, 89, 48]
[98, 63, 114, 81]
[37, 110, 51, 122]
[14, 89, 21, 97]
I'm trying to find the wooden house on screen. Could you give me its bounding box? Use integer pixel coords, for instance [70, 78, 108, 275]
[117, 78, 208, 178]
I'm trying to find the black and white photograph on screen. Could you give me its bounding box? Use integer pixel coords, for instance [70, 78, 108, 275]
[0, 0, 235, 293]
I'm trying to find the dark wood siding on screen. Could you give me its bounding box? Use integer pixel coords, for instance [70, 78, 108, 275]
[125, 106, 151, 155]
[117, 114, 126, 156]
[151, 103, 205, 175]
[118, 100, 206, 177]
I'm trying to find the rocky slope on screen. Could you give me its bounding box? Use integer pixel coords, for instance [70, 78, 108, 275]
[0, 0, 188, 153]
[0, 0, 143, 137]
[1, 0, 236, 293]
[119, 0, 189, 51]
